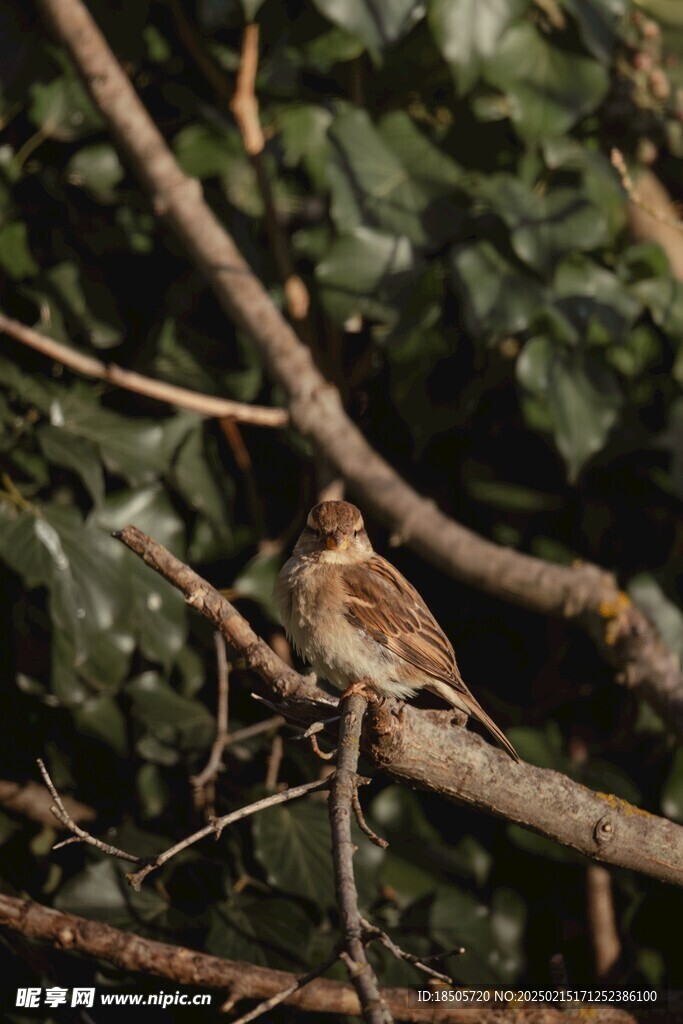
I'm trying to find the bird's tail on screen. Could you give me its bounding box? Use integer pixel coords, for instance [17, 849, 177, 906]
[428, 679, 520, 763]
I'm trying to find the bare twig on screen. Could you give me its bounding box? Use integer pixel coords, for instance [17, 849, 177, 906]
[612, 148, 683, 234]
[0, 312, 288, 427]
[0, 895, 638, 1023]
[360, 917, 458, 985]
[352, 784, 388, 850]
[586, 865, 621, 981]
[192, 633, 230, 813]
[112, 526, 683, 888]
[129, 778, 329, 890]
[226, 946, 341, 1022]
[34, 0, 683, 741]
[329, 691, 391, 1024]
[230, 23, 310, 322]
[38, 759, 141, 864]
[264, 733, 284, 790]
[224, 716, 285, 747]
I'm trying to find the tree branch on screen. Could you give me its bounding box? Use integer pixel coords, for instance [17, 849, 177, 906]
[0, 312, 288, 428]
[0, 895, 637, 1024]
[114, 526, 683, 888]
[35, 0, 683, 739]
[330, 692, 390, 1023]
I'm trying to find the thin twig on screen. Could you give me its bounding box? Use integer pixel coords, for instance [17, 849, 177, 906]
[225, 946, 341, 1022]
[586, 865, 621, 981]
[0, 312, 288, 427]
[230, 23, 310, 322]
[191, 634, 230, 813]
[264, 734, 284, 790]
[37, 759, 141, 864]
[329, 690, 392, 1024]
[128, 778, 330, 890]
[224, 716, 285, 747]
[360, 916, 458, 985]
[611, 148, 683, 233]
[310, 734, 335, 760]
[352, 785, 388, 850]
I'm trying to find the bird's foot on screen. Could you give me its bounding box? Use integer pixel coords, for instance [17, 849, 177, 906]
[341, 679, 379, 703]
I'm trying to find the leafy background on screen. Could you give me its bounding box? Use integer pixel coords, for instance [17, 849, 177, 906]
[1, 0, 683, 1019]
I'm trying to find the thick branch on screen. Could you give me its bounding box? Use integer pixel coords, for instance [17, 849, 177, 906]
[0, 312, 288, 427]
[35, 0, 683, 739]
[114, 527, 683, 888]
[330, 692, 389, 1023]
[0, 778, 95, 829]
[0, 895, 636, 1024]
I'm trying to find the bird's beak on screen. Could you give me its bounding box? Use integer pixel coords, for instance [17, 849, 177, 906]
[326, 532, 349, 551]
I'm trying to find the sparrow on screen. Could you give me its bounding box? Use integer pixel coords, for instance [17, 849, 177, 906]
[274, 500, 519, 762]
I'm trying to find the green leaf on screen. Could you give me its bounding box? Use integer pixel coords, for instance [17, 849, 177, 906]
[0, 222, 39, 279]
[240, 0, 266, 19]
[429, 0, 528, 93]
[628, 575, 683, 663]
[37, 424, 105, 505]
[173, 123, 238, 180]
[127, 671, 215, 753]
[137, 763, 170, 818]
[430, 885, 499, 984]
[232, 550, 282, 619]
[66, 144, 124, 202]
[44, 261, 124, 350]
[311, 0, 423, 53]
[484, 23, 609, 140]
[90, 487, 187, 666]
[171, 423, 233, 539]
[28, 75, 102, 141]
[74, 695, 129, 756]
[451, 241, 546, 340]
[54, 859, 169, 927]
[316, 226, 418, 325]
[517, 338, 622, 479]
[560, 0, 626, 63]
[279, 105, 334, 191]
[327, 108, 461, 247]
[483, 177, 607, 274]
[207, 894, 312, 969]
[253, 797, 335, 907]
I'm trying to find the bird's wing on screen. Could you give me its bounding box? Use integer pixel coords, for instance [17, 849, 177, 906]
[341, 554, 520, 763]
[340, 554, 465, 688]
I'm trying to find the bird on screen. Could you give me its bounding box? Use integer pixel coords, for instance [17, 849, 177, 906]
[274, 500, 519, 762]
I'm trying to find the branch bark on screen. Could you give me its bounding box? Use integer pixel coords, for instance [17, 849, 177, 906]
[330, 692, 389, 1023]
[114, 526, 683, 888]
[0, 312, 288, 427]
[0, 895, 637, 1024]
[34, 0, 683, 740]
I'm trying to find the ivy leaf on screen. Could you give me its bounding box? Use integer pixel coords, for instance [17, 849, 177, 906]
[429, 0, 528, 94]
[207, 894, 312, 970]
[312, 0, 423, 54]
[517, 338, 622, 479]
[253, 797, 336, 907]
[37, 424, 105, 505]
[484, 22, 609, 140]
[451, 241, 546, 340]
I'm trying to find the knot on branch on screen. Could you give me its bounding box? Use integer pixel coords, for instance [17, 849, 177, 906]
[362, 699, 406, 769]
[594, 815, 616, 845]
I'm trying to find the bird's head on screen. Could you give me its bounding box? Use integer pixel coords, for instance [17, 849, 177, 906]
[294, 500, 373, 563]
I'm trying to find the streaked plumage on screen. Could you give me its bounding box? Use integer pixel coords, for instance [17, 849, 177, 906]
[274, 500, 519, 762]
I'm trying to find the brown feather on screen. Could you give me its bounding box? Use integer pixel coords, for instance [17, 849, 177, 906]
[342, 554, 519, 762]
